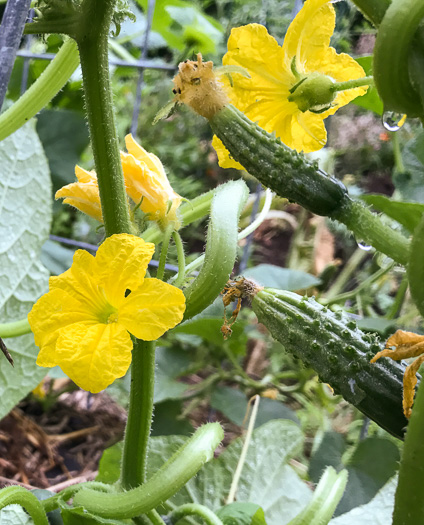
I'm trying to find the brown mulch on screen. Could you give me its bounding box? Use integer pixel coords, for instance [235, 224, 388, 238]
[0, 389, 126, 489]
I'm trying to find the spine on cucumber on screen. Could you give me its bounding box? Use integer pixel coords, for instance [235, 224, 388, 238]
[251, 288, 410, 440]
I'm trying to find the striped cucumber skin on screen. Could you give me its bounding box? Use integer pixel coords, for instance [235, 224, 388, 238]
[210, 105, 350, 217]
[252, 288, 409, 439]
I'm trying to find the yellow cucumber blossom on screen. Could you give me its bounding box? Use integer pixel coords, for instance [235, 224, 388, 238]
[55, 166, 103, 221]
[55, 136, 183, 229]
[28, 234, 186, 393]
[213, 0, 368, 168]
[121, 134, 183, 230]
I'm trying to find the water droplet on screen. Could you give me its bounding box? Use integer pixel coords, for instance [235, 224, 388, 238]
[357, 239, 372, 251]
[382, 111, 407, 132]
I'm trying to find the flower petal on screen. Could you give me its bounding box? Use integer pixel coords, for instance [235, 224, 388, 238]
[223, 24, 290, 111]
[55, 322, 133, 393]
[212, 135, 245, 170]
[125, 134, 168, 184]
[28, 288, 97, 367]
[292, 112, 327, 153]
[118, 278, 186, 340]
[283, 0, 335, 69]
[95, 234, 155, 306]
[55, 166, 102, 221]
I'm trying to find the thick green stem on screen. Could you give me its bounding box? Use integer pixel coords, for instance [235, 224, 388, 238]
[0, 486, 48, 525]
[76, 0, 131, 236]
[350, 0, 390, 26]
[0, 38, 79, 141]
[0, 318, 31, 337]
[121, 340, 156, 489]
[169, 504, 224, 525]
[333, 199, 409, 266]
[172, 231, 186, 287]
[392, 380, 424, 524]
[73, 423, 224, 520]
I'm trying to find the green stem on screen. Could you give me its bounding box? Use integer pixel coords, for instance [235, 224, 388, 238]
[333, 199, 410, 266]
[331, 76, 374, 92]
[0, 38, 79, 141]
[0, 318, 31, 337]
[392, 131, 406, 173]
[324, 248, 368, 301]
[386, 275, 409, 320]
[393, 380, 424, 524]
[41, 482, 113, 513]
[76, 0, 131, 237]
[169, 504, 224, 525]
[322, 262, 394, 306]
[172, 231, 186, 287]
[24, 17, 80, 36]
[350, 0, 390, 26]
[156, 224, 174, 281]
[146, 510, 167, 525]
[0, 486, 48, 525]
[73, 423, 224, 520]
[121, 340, 156, 489]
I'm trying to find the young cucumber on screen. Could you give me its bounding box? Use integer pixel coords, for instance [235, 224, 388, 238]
[251, 288, 410, 439]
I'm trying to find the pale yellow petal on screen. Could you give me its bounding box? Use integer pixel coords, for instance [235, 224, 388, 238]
[55, 169, 102, 221]
[28, 288, 97, 368]
[55, 323, 133, 393]
[283, 0, 335, 70]
[212, 135, 245, 170]
[95, 234, 155, 306]
[223, 24, 290, 111]
[125, 134, 168, 184]
[118, 278, 185, 340]
[291, 112, 327, 153]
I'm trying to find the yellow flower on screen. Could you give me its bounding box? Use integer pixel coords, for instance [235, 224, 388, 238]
[121, 134, 183, 229]
[55, 166, 102, 221]
[214, 0, 368, 168]
[28, 234, 186, 393]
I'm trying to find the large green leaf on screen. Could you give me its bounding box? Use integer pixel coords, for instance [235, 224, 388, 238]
[0, 506, 34, 525]
[361, 194, 424, 233]
[329, 476, 397, 525]
[97, 421, 310, 525]
[150, 420, 311, 524]
[0, 121, 51, 419]
[309, 433, 400, 516]
[217, 503, 268, 525]
[353, 57, 383, 115]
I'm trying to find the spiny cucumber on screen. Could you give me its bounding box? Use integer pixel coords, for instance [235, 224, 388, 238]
[210, 105, 350, 217]
[251, 288, 410, 439]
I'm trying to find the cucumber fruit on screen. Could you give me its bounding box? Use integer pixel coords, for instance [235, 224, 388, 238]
[251, 288, 410, 439]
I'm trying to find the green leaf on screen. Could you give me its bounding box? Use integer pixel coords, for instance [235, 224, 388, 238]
[408, 213, 424, 317]
[96, 442, 123, 484]
[173, 317, 248, 355]
[356, 317, 397, 336]
[353, 57, 383, 115]
[395, 131, 424, 202]
[217, 503, 268, 525]
[361, 194, 424, 233]
[154, 346, 191, 404]
[40, 240, 75, 276]
[242, 265, 321, 290]
[0, 505, 34, 525]
[36, 109, 90, 193]
[210, 386, 299, 427]
[149, 420, 311, 524]
[0, 121, 51, 419]
[309, 434, 400, 516]
[59, 504, 124, 525]
[329, 476, 397, 525]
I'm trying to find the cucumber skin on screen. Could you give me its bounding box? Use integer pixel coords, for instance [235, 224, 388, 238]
[252, 288, 409, 440]
[210, 105, 350, 217]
